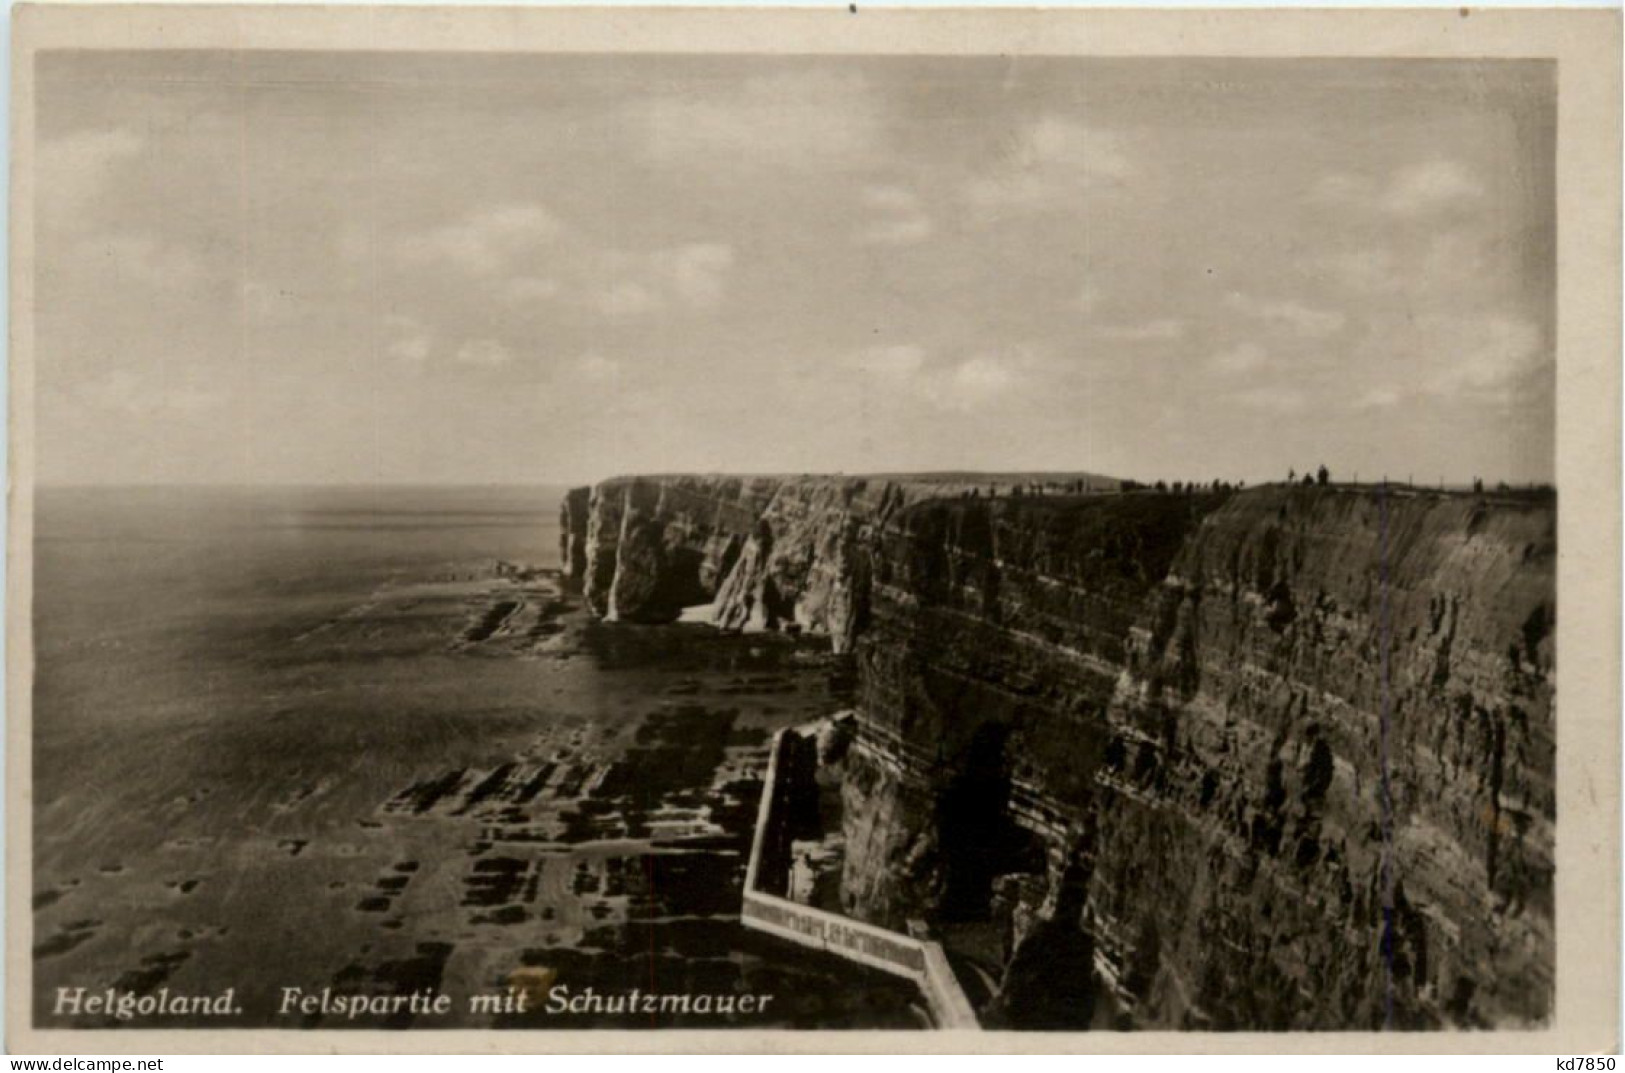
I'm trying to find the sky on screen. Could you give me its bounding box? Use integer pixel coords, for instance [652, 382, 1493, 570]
[34, 53, 1556, 486]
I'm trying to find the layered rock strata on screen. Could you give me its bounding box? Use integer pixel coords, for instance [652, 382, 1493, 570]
[558, 486, 590, 583]
[844, 486, 1554, 1030]
[559, 477, 1556, 1030]
[564, 474, 1077, 644]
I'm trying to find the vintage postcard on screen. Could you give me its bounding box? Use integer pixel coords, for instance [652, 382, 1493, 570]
[7, 4, 1620, 1055]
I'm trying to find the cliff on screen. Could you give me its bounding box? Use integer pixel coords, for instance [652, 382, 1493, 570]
[563, 473, 1112, 642]
[573, 475, 780, 622]
[842, 485, 1555, 1030]
[557, 477, 1556, 1030]
[558, 486, 589, 582]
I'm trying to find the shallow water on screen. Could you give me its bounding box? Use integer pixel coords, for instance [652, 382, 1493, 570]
[31, 485, 925, 1030]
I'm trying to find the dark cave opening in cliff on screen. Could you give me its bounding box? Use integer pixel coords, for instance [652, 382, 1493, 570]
[656, 545, 711, 613]
[934, 723, 1046, 923]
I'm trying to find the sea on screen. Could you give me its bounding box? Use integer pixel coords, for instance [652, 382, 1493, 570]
[30, 484, 924, 1030]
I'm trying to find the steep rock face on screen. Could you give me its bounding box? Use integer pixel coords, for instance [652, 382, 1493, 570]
[1103, 487, 1556, 1031]
[841, 493, 1230, 924]
[709, 478, 910, 649]
[841, 486, 1555, 1030]
[558, 476, 1554, 1029]
[559, 486, 590, 581]
[580, 476, 779, 621]
[575, 474, 1014, 643]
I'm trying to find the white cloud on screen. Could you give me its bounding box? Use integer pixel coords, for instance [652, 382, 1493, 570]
[599, 386, 664, 420]
[964, 118, 1132, 211]
[397, 201, 560, 275]
[78, 369, 225, 418]
[664, 243, 734, 307]
[1355, 387, 1402, 410]
[1309, 173, 1368, 206]
[1310, 159, 1483, 218]
[1017, 117, 1132, 180]
[861, 185, 920, 215]
[1231, 385, 1308, 414]
[837, 344, 1027, 412]
[635, 70, 881, 169]
[1420, 230, 1494, 286]
[855, 185, 934, 246]
[577, 353, 623, 382]
[43, 127, 143, 170]
[454, 339, 513, 368]
[1223, 294, 1345, 338]
[1314, 231, 1497, 302]
[1342, 315, 1547, 412]
[858, 216, 935, 247]
[504, 276, 561, 305]
[75, 233, 206, 291]
[843, 344, 927, 379]
[1316, 248, 1401, 293]
[595, 243, 736, 314]
[382, 315, 431, 364]
[40, 128, 144, 221]
[1383, 160, 1484, 216]
[1419, 315, 1545, 396]
[596, 281, 662, 316]
[387, 336, 431, 364]
[1209, 342, 1269, 375]
[943, 357, 1015, 404]
[1094, 318, 1185, 342]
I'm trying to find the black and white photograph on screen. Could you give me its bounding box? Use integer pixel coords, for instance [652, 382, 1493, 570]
[7, 5, 1620, 1054]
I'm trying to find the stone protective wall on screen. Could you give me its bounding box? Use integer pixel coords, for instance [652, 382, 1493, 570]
[561, 478, 1555, 1030]
[741, 726, 979, 1029]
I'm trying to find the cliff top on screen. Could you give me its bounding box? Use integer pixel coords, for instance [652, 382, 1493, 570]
[577, 470, 1123, 489]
